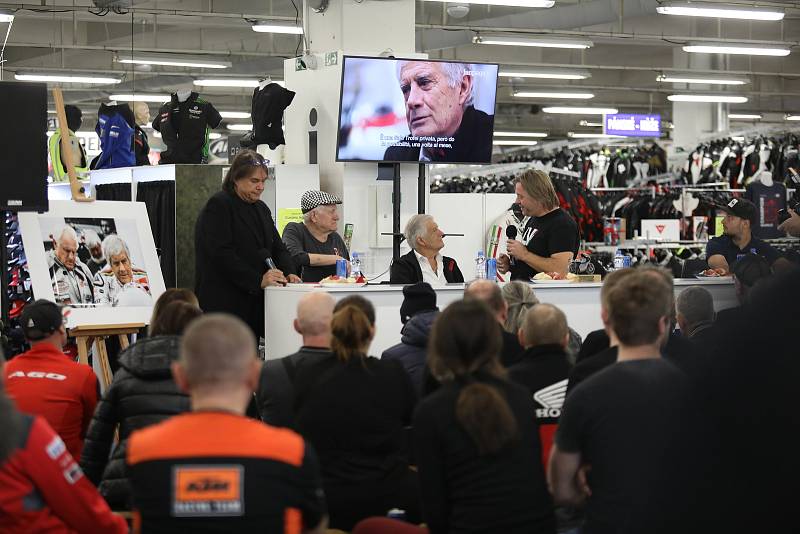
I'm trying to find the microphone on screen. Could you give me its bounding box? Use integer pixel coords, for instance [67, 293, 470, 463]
[505, 226, 517, 266]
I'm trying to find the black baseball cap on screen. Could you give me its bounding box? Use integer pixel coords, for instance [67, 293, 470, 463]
[720, 198, 757, 225]
[21, 299, 64, 341]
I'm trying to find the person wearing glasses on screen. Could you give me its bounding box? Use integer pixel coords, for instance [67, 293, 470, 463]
[195, 149, 300, 339]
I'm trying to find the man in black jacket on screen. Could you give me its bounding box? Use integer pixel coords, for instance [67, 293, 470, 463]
[390, 214, 463, 285]
[383, 60, 493, 163]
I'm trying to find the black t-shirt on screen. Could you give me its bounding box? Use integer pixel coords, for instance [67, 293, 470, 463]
[510, 208, 579, 281]
[745, 181, 787, 239]
[556, 358, 690, 533]
[282, 222, 350, 282]
[706, 234, 780, 268]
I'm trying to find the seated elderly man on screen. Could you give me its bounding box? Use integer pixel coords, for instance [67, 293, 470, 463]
[390, 214, 463, 285]
[93, 235, 151, 307]
[48, 225, 95, 305]
[282, 190, 350, 283]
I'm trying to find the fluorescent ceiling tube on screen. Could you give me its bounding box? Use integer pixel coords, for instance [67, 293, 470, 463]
[194, 78, 284, 88]
[731, 136, 745, 142]
[667, 94, 748, 103]
[116, 53, 231, 69]
[544, 106, 618, 115]
[227, 123, 254, 131]
[0, 10, 14, 22]
[421, 0, 554, 6]
[15, 73, 122, 84]
[514, 91, 594, 99]
[657, 74, 748, 85]
[494, 139, 539, 146]
[494, 131, 548, 137]
[683, 43, 790, 57]
[110, 94, 169, 103]
[251, 21, 303, 34]
[728, 113, 762, 120]
[579, 120, 603, 127]
[219, 111, 251, 119]
[568, 132, 627, 139]
[501, 68, 590, 80]
[474, 35, 593, 49]
[208, 132, 222, 140]
[785, 115, 800, 121]
[656, 2, 784, 21]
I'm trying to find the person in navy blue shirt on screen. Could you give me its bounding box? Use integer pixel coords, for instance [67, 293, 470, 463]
[706, 198, 790, 274]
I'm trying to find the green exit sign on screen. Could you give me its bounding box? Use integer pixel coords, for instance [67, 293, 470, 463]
[325, 51, 338, 66]
[294, 57, 307, 71]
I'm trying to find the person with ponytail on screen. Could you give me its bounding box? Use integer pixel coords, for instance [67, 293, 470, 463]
[413, 299, 556, 534]
[293, 295, 419, 531]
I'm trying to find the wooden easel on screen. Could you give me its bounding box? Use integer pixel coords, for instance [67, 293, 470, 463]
[69, 323, 145, 389]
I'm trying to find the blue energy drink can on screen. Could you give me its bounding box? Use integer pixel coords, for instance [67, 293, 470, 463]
[336, 258, 348, 278]
[486, 258, 497, 281]
[622, 254, 632, 268]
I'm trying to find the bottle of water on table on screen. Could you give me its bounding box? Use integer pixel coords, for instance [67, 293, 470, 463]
[475, 250, 487, 280]
[351, 252, 362, 278]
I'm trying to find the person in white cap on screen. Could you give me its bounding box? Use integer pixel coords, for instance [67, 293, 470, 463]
[282, 190, 350, 282]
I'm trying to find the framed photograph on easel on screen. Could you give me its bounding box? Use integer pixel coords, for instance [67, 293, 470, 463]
[18, 200, 166, 327]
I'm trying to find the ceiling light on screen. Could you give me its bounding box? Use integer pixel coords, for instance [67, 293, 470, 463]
[227, 123, 253, 131]
[116, 53, 231, 69]
[494, 140, 539, 146]
[494, 131, 548, 137]
[514, 91, 594, 99]
[110, 94, 170, 103]
[251, 21, 304, 34]
[728, 113, 762, 120]
[194, 78, 285, 88]
[579, 120, 603, 127]
[220, 111, 251, 119]
[683, 43, 790, 57]
[421, 0, 554, 7]
[731, 136, 745, 142]
[208, 132, 222, 140]
[0, 10, 15, 23]
[500, 68, 591, 80]
[657, 74, 748, 85]
[785, 115, 800, 121]
[667, 94, 748, 103]
[543, 106, 618, 115]
[656, 2, 784, 21]
[474, 35, 593, 49]
[15, 73, 122, 84]
[568, 132, 627, 139]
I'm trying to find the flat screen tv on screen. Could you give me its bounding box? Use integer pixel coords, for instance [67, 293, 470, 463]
[336, 56, 499, 164]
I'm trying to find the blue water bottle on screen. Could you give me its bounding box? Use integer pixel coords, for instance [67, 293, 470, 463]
[486, 257, 497, 281]
[335, 258, 348, 278]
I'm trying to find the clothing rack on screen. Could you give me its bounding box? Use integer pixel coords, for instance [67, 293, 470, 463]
[591, 186, 656, 199]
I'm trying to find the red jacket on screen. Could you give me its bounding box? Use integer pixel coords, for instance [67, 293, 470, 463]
[0, 414, 128, 533]
[4, 344, 99, 460]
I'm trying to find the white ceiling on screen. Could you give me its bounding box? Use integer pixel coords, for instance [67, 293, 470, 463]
[1, 0, 799, 138]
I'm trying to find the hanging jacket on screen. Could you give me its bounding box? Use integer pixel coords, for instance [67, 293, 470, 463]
[250, 82, 295, 150]
[79, 336, 190, 510]
[152, 92, 222, 164]
[134, 124, 150, 166]
[91, 103, 136, 170]
[48, 128, 89, 182]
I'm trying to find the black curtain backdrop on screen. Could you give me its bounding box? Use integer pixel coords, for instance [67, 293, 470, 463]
[136, 180, 176, 288]
[94, 182, 132, 201]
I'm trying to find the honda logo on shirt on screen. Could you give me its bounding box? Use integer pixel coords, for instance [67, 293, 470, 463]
[533, 379, 567, 418]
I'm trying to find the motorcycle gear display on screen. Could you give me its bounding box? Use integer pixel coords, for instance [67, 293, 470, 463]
[49, 105, 89, 182]
[91, 103, 136, 170]
[240, 82, 295, 150]
[152, 92, 222, 164]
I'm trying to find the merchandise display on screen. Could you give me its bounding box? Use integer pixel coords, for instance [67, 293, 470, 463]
[240, 80, 296, 150]
[48, 105, 89, 183]
[92, 103, 136, 170]
[152, 91, 222, 164]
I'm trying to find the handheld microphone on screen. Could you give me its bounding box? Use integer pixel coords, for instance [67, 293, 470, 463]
[505, 226, 517, 266]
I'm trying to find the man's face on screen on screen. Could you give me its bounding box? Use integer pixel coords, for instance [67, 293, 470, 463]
[399, 62, 470, 138]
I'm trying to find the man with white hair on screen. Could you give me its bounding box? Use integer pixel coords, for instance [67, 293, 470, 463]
[390, 214, 463, 285]
[383, 60, 494, 163]
[47, 225, 95, 305]
[93, 234, 151, 307]
[282, 190, 350, 282]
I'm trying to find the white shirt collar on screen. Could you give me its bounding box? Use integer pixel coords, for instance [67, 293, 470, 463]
[414, 249, 446, 286]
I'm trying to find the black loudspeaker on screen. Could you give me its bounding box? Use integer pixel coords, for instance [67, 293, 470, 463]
[0, 82, 48, 212]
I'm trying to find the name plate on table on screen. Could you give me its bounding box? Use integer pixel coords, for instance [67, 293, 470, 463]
[639, 219, 680, 241]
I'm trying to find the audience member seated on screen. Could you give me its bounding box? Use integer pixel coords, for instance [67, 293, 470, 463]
[716, 253, 773, 326]
[567, 269, 634, 395]
[0, 352, 127, 533]
[508, 304, 571, 467]
[550, 271, 691, 533]
[4, 299, 98, 461]
[382, 283, 439, 393]
[390, 214, 464, 285]
[127, 314, 328, 533]
[148, 288, 199, 330]
[293, 295, 419, 531]
[256, 291, 335, 427]
[80, 298, 201, 510]
[676, 286, 715, 346]
[414, 299, 556, 533]
[501, 281, 582, 362]
[464, 279, 524, 367]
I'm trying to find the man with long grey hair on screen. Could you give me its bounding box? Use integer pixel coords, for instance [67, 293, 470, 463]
[383, 60, 494, 163]
[93, 234, 151, 307]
